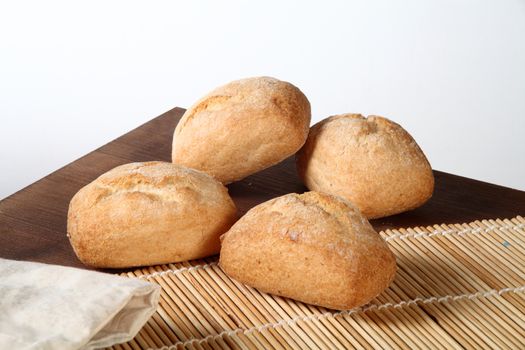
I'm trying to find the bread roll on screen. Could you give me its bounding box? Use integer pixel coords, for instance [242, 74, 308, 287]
[220, 191, 396, 310]
[172, 76, 311, 184]
[67, 161, 237, 268]
[296, 114, 434, 219]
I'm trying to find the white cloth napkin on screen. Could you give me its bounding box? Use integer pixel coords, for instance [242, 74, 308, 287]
[0, 258, 160, 350]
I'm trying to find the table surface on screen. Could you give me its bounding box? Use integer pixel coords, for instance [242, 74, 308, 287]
[1, 107, 524, 270]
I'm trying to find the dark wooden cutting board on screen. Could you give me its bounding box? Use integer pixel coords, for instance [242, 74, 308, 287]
[1, 107, 524, 269]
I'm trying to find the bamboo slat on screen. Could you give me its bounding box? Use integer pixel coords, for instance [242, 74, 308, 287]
[110, 216, 525, 349]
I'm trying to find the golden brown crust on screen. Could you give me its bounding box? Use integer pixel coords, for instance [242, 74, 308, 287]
[67, 161, 237, 268]
[296, 114, 434, 219]
[172, 77, 311, 184]
[219, 191, 397, 310]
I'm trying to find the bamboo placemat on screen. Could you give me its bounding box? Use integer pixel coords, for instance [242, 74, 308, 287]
[111, 216, 525, 350]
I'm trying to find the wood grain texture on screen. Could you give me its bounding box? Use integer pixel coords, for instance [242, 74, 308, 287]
[1, 107, 524, 270]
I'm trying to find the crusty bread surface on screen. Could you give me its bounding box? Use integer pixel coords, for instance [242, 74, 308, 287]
[67, 161, 237, 268]
[172, 76, 311, 183]
[296, 114, 434, 219]
[219, 191, 397, 310]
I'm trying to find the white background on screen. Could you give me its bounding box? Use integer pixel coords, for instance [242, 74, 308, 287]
[1, 0, 524, 199]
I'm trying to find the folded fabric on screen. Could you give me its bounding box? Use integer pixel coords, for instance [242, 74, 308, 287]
[0, 258, 160, 350]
